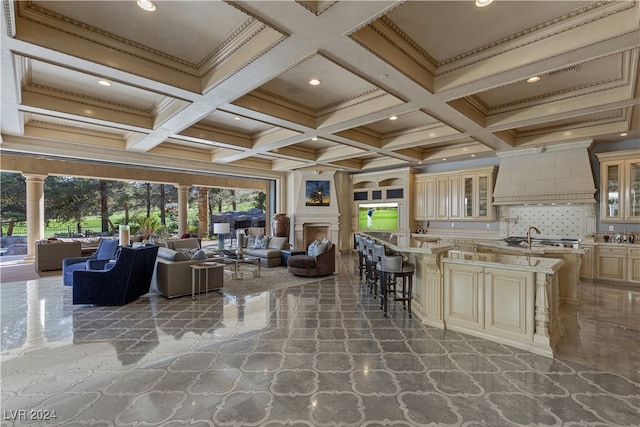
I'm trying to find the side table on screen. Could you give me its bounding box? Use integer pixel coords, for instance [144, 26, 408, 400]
[190, 262, 224, 299]
[281, 249, 305, 267]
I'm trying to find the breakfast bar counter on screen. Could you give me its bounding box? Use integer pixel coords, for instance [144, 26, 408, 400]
[362, 232, 453, 330]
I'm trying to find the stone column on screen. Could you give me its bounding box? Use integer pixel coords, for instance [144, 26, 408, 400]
[23, 174, 47, 262]
[176, 184, 190, 236]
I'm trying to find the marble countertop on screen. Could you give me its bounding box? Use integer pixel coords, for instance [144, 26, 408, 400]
[474, 240, 584, 255]
[361, 232, 453, 255]
[443, 253, 565, 275]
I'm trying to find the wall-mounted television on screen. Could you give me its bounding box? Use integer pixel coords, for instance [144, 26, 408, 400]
[358, 202, 399, 231]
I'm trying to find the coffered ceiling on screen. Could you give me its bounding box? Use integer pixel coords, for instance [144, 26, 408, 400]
[1, 0, 638, 178]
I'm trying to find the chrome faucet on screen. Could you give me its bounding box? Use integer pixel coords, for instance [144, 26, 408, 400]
[527, 226, 541, 249]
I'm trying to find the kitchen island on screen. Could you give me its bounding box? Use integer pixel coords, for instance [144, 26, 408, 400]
[473, 240, 583, 303]
[443, 253, 564, 358]
[362, 232, 565, 357]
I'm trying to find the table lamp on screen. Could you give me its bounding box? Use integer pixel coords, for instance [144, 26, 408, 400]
[213, 223, 230, 250]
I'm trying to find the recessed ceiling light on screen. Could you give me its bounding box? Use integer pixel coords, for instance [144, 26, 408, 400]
[311, 137, 318, 141]
[98, 80, 111, 86]
[527, 76, 541, 83]
[137, 0, 156, 11]
[620, 133, 628, 136]
[475, 0, 493, 7]
[442, 158, 447, 161]
[309, 79, 321, 86]
[470, 154, 476, 157]
[389, 116, 398, 121]
[233, 116, 241, 120]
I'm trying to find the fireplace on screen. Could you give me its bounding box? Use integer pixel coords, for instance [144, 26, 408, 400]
[303, 224, 330, 248]
[292, 214, 340, 251]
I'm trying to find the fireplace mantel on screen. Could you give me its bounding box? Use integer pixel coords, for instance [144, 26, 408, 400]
[293, 213, 340, 250]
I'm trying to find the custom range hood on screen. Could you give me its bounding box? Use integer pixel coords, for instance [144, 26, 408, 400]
[493, 140, 596, 205]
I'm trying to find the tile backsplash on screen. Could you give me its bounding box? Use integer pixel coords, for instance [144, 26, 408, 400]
[500, 205, 595, 240]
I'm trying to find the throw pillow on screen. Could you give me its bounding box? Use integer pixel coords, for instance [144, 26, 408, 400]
[190, 249, 207, 260]
[246, 235, 257, 249]
[253, 235, 269, 249]
[307, 240, 319, 256]
[313, 242, 328, 257]
[268, 236, 287, 250]
[178, 248, 195, 258]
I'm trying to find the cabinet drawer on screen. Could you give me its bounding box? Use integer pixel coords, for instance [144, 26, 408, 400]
[628, 248, 640, 257]
[596, 247, 626, 255]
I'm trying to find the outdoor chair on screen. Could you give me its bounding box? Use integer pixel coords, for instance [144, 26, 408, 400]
[62, 239, 120, 286]
[72, 245, 159, 305]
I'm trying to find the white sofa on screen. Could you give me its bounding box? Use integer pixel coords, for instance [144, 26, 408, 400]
[244, 236, 290, 267]
[150, 239, 223, 298]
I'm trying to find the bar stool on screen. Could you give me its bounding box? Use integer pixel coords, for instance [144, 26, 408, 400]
[355, 234, 366, 280]
[364, 238, 377, 294]
[379, 254, 415, 317]
[371, 244, 387, 298]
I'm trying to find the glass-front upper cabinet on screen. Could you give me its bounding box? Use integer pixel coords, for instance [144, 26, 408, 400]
[463, 177, 473, 218]
[462, 172, 494, 220]
[604, 164, 620, 219]
[596, 150, 640, 223]
[478, 176, 489, 218]
[629, 160, 640, 220]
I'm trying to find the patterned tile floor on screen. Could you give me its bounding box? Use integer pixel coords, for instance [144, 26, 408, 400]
[1, 255, 639, 426]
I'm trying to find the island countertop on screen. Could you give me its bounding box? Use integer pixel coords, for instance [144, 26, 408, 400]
[361, 232, 452, 254]
[474, 240, 584, 255]
[443, 252, 565, 275]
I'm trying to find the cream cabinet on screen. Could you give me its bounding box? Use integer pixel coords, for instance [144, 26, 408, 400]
[436, 177, 449, 219]
[628, 248, 640, 284]
[596, 150, 640, 223]
[444, 263, 534, 339]
[595, 246, 627, 282]
[413, 177, 436, 220]
[414, 166, 496, 222]
[579, 244, 594, 280]
[462, 171, 495, 220]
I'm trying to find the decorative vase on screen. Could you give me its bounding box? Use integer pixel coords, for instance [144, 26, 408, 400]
[119, 224, 130, 246]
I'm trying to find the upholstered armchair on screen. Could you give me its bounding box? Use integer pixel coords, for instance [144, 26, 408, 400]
[72, 245, 159, 305]
[287, 241, 335, 277]
[62, 239, 120, 286]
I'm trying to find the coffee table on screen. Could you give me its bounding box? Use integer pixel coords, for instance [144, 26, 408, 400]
[213, 254, 261, 280]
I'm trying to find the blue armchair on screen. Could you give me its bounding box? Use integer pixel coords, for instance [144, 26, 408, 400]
[72, 245, 159, 305]
[62, 239, 120, 286]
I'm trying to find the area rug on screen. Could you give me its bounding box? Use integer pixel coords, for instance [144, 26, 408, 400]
[220, 266, 329, 297]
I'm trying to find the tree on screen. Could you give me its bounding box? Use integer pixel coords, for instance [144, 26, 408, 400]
[0, 173, 26, 219]
[159, 184, 166, 225]
[230, 189, 237, 211]
[252, 191, 266, 212]
[100, 180, 109, 232]
[44, 177, 100, 235]
[107, 181, 132, 224]
[209, 188, 234, 212]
